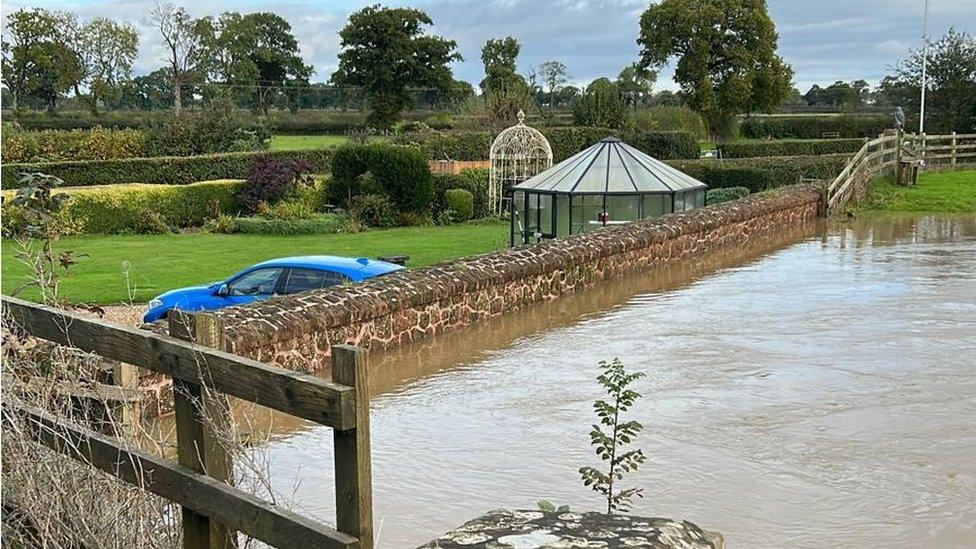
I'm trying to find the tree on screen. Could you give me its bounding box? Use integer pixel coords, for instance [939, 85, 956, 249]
[480, 36, 521, 93]
[616, 62, 657, 110]
[882, 29, 976, 134]
[573, 78, 631, 129]
[2, 8, 80, 111]
[117, 68, 179, 110]
[150, 1, 204, 115]
[538, 60, 568, 112]
[331, 5, 460, 128]
[196, 12, 312, 115]
[637, 0, 793, 137]
[76, 18, 139, 115]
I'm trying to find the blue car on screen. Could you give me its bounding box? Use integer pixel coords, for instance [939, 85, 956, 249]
[143, 256, 404, 323]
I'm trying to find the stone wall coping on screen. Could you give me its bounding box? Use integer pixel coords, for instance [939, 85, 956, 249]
[214, 183, 823, 353]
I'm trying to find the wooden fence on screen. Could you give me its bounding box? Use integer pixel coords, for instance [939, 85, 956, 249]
[826, 131, 976, 213]
[1, 295, 374, 549]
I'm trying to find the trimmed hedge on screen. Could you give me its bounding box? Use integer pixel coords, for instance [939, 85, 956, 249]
[719, 138, 865, 159]
[4, 110, 164, 131]
[432, 169, 489, 218]
[1, 180, 243, 235]
[706, 186, 750, 205]
[444, 189, 474, 221]
[391, 127, 700, 163]
[329, 142, 434, 213]
[233, 214, 346, 235]
[739, 115, 891, 139]
[669, 154, 849, 193]
[2, 127, 149, 163]
[2, 149, 335, 187]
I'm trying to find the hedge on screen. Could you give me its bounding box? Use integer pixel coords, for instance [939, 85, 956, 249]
[2, 148, 335, 187]
[329, 142, 433, 213]
[706, 186, 750, 205]
[432, 169, 489, 218]
[2, 127, 149, 163]
[739, 115, 891, 139]
[719, 138, 865, 159]
[391, 127, 700, 163]
[1, 180, 243, 236]
[233, 214, 346, 235]
[669, 154, 849, 193]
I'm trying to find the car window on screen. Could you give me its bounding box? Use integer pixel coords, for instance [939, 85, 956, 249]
[282, 268, 347, 295]
[227, 268, 283, 296]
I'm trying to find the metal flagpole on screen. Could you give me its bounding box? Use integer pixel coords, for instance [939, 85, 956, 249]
[919, 0, 931, 134]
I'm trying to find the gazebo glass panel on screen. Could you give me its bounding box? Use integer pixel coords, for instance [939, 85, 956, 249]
[643, 194, 670, 217]
[572, 195, 604, 233]
[606, 195, 640, 222]
[538, 194, 553, 235]
[556, 195, 570, 236]
[694, 190, 706, 208]
[674, 192, 685, 212]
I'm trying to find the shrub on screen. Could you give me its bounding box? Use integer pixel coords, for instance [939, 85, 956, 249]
[433, 169, 489, 218]
[350, 193, 397, 228]
[329, 142, 434, 214]
[239, 157, 312, 213]
[668, 154, 849, 193]
[389, 131, 491, 162]
[232, 214, 347, 235]
[444, 189, 474, 221]
[1, 149, 335, 187]
[706, 186, 750, 205]
[1, 180, 243, 236]
[739, 115, 891, 139]
[1, 127, 148, 163]
[719, 138, 865, 158]
[394, 211, 434, 226]
[627, 131, 700, 161]
[144, 97, 269, 156]
[573, 78, 631, 129]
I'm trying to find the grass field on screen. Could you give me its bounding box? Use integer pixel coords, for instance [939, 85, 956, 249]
[268, 134, 349, 150]
[858, 170, 976, 213]
[1, 222, 508, 304]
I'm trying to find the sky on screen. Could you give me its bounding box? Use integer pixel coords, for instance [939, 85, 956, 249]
[3, 0, 976, 92]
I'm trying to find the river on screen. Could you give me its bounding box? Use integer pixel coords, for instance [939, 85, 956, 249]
[245, 214, 976, 548]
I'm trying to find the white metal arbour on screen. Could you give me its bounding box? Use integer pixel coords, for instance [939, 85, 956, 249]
[489, 110, 553, 215]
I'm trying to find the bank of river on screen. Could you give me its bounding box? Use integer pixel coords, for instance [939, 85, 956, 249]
[246, 213, 976, 548]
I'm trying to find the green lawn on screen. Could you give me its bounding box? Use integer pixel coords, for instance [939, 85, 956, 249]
[858, 170, 976, 213]
[268, 134, 349, 151]
[1, 223, 508, 304]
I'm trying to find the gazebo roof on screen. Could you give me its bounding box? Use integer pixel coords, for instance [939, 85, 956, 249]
[513, 136, 707, 194]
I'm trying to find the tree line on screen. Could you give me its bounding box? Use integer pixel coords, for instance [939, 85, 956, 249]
[3, 0, 973, 134]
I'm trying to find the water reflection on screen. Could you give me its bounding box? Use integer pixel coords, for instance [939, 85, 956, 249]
[256, 214, 975, 548]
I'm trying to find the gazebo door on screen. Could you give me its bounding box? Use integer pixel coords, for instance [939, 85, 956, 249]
[525, 193, 555, 242]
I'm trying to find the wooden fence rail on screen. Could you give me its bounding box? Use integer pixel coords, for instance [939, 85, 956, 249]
[826, 131, 976, 214]
[1, 295, 374, 549]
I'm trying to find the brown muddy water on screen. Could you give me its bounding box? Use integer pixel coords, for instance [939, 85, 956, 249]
[239, 214, 976, 548]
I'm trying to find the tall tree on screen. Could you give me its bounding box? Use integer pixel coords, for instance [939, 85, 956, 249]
[480, 36, 521, 94]
[573, 77, 631, 129]
[149, 1, 204, 115]
[616, 62, 657, 110]
[538, 60, 568, 112]
[881, 29, 976, 133]
[76, 18, 139, 115]
[197, 12, 311, 114]
[637, 0, 793, 137]
[2, 8, 79, 111]
[332, 5, 460, 128]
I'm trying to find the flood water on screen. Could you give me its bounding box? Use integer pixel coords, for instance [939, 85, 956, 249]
[250, 214, 976, 548]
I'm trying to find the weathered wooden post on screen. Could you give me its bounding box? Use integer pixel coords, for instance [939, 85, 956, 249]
[920, 132, 927, 167]
[332, 345, 374, 548]
[895, 130, 904, 183]
[168, 311, 235, 549]
[951, 131, 957, 169]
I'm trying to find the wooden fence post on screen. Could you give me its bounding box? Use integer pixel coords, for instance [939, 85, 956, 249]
[332, 345, 374, 549]
[951, 131, 957, 169]
[168, 311, 235, 549]
[895, 130, 903, 182]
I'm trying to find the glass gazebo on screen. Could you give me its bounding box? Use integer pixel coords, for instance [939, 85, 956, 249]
[510, 136, 707, 246]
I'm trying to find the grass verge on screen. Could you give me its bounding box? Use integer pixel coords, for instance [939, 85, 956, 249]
[1, 222, 508, 304]
[857, 170, 976, 213]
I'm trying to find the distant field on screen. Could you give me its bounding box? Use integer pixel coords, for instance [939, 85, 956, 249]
[269, 135, 349, 150]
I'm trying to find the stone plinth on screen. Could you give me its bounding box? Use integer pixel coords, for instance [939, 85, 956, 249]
[422, 509, 723, 548]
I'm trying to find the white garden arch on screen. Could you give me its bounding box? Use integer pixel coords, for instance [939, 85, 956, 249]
[488, 110, 553, 216]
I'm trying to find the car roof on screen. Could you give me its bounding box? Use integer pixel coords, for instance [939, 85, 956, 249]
[246, 255, 403, 281]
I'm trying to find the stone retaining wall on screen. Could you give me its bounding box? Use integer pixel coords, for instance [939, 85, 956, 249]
[212, 183, 824, 371]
